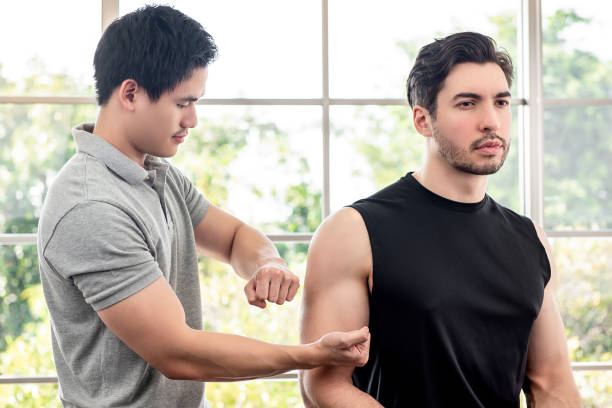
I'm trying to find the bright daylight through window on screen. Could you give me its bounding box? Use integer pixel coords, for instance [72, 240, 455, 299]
[0, 0, 610, 406]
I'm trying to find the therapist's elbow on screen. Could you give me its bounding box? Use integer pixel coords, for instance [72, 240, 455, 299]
[155, 353, 209, 381]
[145, 335, 208, 381]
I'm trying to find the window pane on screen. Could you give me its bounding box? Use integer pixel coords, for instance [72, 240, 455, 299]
[329, 0, 519, 98]
[552, 237, 612, 407]
[330, 105, 422, 210]
[0, 1, 99, 96]
[200, 242, 306, 343]
[199, 242, 306, 406]
[0, 384, 60, 408]
[551, 238, 611, 363]
[573, 371, 612, 408]
[173, 106, 322, 233]
[120, 0, 322, 98]
[543, 106, 612, 230]
[330, 105, 519, 212]
[206, 381, 300, 408]
[0, 104, 97, 233]
[542, 1, 612, 98]
[0, 249, 54, 377]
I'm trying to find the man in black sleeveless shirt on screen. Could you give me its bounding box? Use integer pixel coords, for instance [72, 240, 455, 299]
[299, 32, 581, 407]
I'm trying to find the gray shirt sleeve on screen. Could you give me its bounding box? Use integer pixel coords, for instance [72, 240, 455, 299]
[169, 165, 210, 228]
[43, 201, 163, 311]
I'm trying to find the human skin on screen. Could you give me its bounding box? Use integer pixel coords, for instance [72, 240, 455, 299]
[300, 62, 581, 407]
[92, 66, 372, 381]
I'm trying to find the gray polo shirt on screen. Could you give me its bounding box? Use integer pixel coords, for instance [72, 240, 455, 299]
[37, 123, 210, 407]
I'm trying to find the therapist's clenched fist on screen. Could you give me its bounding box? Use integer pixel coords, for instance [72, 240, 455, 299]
[244, 258, 300, 308]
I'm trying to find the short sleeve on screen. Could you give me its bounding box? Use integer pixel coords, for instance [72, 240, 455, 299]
[43, 201, 163, 311]
[168, 165, 210, 228]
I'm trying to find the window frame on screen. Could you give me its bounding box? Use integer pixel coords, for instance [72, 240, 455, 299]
[0, 0, 610, 388]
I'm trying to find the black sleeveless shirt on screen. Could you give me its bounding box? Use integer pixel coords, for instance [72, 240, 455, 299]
[349, 173, 550, 408]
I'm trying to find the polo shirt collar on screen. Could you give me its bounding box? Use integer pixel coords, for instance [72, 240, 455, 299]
[72, 123, 167, 185]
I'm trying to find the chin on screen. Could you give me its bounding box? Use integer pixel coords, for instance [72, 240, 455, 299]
[152, 149, 178, 159]
[454, 161, 505, 176]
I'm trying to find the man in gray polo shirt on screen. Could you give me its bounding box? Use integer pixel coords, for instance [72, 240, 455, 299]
[37, 6, 370, 408]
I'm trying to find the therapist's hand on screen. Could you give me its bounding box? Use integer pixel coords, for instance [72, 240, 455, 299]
[243, 258, 300, 308]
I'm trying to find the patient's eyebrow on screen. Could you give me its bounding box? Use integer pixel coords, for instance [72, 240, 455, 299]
[452, 92, 482, 100]
[452, 91, 512, 100]
[495, 91, 512, 98]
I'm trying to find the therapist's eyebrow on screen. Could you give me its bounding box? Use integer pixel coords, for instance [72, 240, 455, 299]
[177, 96, 200, 103]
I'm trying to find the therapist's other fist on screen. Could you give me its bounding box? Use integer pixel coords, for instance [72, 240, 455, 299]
[244, 258, 300, 308]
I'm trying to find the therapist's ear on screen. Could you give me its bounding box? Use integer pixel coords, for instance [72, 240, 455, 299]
[118, 79, 140, 112]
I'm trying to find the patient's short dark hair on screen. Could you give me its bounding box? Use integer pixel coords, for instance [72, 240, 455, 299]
[406, 32, 513, 118]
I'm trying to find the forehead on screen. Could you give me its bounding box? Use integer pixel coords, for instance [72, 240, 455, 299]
[439, 62, 509, 98]
[168, 66, 208, 97]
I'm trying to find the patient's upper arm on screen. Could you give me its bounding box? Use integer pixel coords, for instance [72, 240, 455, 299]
[300, 206, 372, 345]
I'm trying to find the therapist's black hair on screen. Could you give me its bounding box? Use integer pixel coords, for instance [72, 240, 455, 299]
[94, 4, 217, 105]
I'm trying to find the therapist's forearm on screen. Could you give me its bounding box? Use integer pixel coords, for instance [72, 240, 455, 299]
[164, 329, 317, 381]
[228, 223, 284, 279]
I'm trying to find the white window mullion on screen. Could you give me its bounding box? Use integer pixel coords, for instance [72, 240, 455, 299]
[321, 0, 331, 219]
[102, 0, 119, 33]
[523, 0, 545, 226]
[544, 98, 612, 107]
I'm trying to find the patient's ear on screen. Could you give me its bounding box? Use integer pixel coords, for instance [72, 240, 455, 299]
[413, 105, 433, 138]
